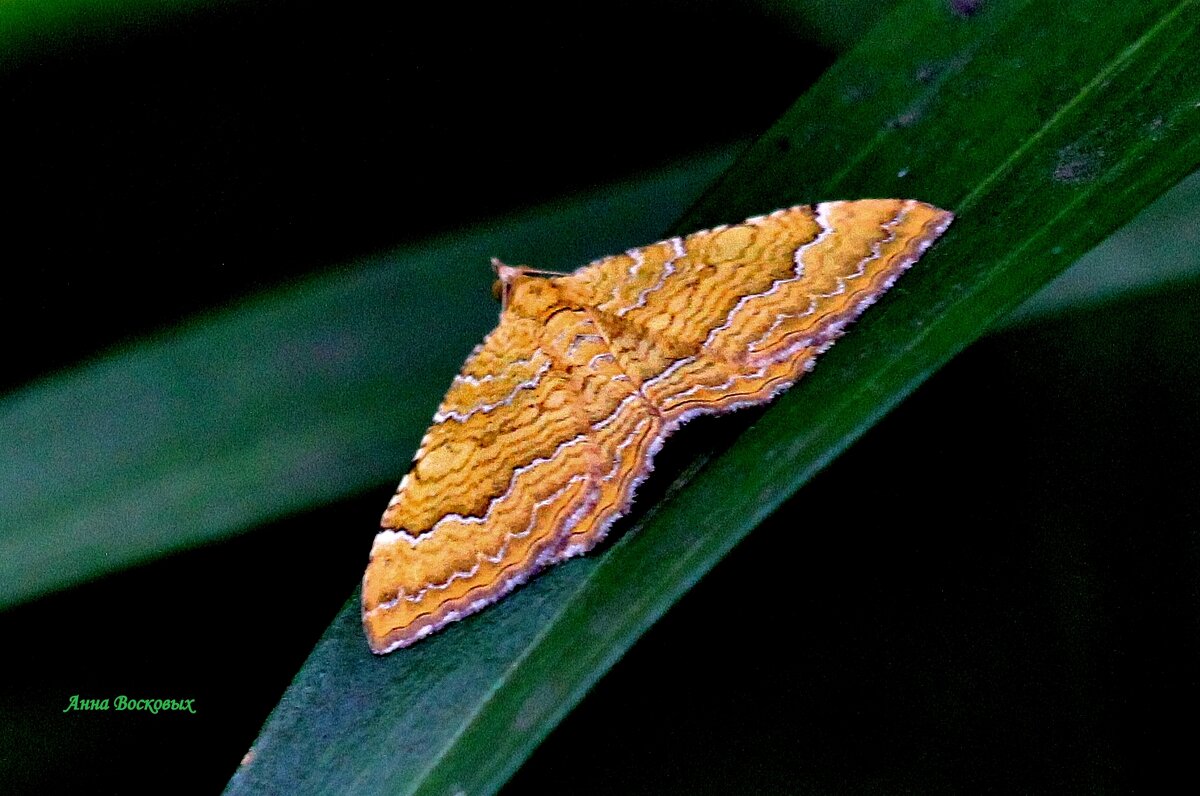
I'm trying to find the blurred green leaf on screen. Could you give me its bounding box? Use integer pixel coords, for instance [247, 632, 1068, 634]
[0, 0, 233, 71]
[224, 0, 1200, 794]
[0, 150, 737, 610]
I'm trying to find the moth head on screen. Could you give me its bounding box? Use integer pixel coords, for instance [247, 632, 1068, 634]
[490, 258, 571, 313]
[490, 258, 527, 306]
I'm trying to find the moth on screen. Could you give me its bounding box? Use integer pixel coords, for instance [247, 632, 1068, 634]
[362, 199, 953, 653]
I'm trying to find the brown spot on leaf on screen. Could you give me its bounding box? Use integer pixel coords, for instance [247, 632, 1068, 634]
[949, 0, 985, 18]
[888, 106, 923, 129]
[1053, 145, 1103, 184]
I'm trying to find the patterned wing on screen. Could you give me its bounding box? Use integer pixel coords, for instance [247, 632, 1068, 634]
[362, 295, 661, 653]
[555, 199, 954, 422]
[363, 309, 594, 653]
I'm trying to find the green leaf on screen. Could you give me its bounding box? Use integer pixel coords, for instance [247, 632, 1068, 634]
[225, 0, 1200, 794]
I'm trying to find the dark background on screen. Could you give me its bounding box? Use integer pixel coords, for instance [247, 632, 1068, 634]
[0, 0, 816, 394]
[2, 1, 1197, 793]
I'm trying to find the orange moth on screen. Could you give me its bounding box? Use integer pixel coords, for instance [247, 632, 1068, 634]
[362, 199, 953, 653]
